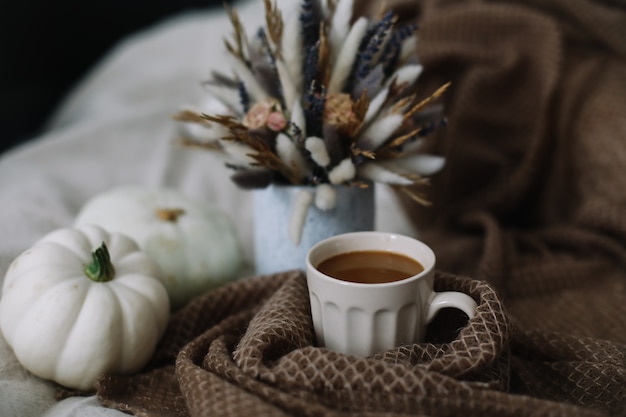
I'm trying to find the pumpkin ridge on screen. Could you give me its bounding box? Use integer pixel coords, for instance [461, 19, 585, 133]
[53, 282, 119, 388]
[9, 242, 87, 280]
[109, 284, 160, 370]
[20, 278, 90, 380]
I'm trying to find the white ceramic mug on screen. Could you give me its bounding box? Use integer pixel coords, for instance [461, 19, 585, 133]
[306, 232, 477, 356]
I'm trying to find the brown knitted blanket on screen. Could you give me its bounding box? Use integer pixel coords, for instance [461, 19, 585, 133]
[79, 0, 626, 415]
[91, 270, 623, 417]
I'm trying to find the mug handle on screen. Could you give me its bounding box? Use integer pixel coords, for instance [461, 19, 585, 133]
[426, 291, 477, 323]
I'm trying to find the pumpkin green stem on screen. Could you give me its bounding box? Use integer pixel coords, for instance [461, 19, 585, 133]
[85, 242, 116, 282]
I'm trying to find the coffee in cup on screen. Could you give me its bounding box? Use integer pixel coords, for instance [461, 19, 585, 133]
[306, 232, 477, 357]
[316, 250, 424, 283]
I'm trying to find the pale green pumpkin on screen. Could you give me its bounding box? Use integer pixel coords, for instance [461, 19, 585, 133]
[74, 185, 244, 309]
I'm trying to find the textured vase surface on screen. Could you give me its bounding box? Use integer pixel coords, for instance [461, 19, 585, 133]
[253, 184, 375, 275]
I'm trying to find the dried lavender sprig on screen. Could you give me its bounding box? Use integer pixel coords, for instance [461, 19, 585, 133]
[207, 71, 239, 89]
[250, 28, 286, 104]
[303, 80, 326, 138]
[256, 28, 276, 65]
[238, 81, 251, 114]
[381, 22, 418, 62]
[300, 0, 322, 56]
[355, 11, 395, 81]
[344, 12, 394, 94]
[381, 22, 418, 77]
[358, 16, 379, 48]
[352, 63, 385, 100]
[303, 42, 320, 95]
[343, 11, 392, 94]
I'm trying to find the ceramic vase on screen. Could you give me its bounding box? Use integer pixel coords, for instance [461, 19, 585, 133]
[253, 184, 375, 275]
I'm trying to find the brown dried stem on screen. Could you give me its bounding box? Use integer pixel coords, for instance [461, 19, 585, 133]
[393, 182, 432, 206]
[224, 3, 247, 61]
[403, 82, 451, 121]
[317, 23, 331, 86]
[263, 0, 283, 50]
[374, 126, 423, 158]
[172, 110, 212, 125]
[176, 137, 223, 151]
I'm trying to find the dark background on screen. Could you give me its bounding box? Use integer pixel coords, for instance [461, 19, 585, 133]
[0, 0, 231, 154]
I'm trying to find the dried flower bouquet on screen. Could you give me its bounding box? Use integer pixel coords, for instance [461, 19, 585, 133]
[176, 0, 449, 241]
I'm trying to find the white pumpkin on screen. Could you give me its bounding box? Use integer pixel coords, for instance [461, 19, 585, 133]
[74, 185, 243, 309]
[0, 225, 170, 391]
